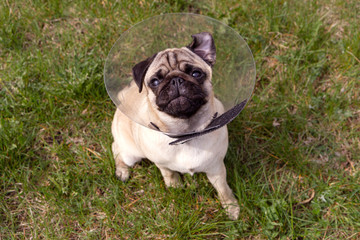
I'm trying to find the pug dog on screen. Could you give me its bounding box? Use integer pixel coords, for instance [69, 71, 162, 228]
[111, 32, 240, 220]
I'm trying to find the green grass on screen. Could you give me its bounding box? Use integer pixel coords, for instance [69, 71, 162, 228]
[1, 0, 359, 238]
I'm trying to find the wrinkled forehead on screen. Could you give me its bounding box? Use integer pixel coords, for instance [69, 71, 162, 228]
[147, 47, 211, 77]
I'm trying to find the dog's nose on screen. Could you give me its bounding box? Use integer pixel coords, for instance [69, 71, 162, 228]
[171, 77, 184, 87]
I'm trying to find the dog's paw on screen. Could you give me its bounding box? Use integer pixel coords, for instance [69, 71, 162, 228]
[115, 167, 130, 182]
[164, 173, 182, 188]
[224, 202, 240, 220]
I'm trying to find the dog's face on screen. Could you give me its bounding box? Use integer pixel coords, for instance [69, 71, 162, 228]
[132, 32, 216, 119]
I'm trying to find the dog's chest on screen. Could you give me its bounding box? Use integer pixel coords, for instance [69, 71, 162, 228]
[137, 127, 228, 174]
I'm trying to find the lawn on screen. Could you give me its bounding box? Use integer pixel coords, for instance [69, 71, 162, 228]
[1, 0, 359, 239]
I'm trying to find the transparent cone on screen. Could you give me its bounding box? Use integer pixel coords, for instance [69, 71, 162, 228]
[104, 13, 256, 134]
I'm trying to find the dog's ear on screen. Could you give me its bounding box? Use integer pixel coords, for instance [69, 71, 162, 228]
[187, 32, 216, 67]
[132, 54, 157, 93]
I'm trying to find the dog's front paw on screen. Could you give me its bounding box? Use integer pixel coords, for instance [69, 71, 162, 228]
[224, 202, 240, 220]
[115, 167, 130, 182]
[163, 172, 182, 188]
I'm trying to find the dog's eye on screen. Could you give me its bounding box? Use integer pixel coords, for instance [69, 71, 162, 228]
[191, 70, 202, 78]
[150, 78, 160, 87]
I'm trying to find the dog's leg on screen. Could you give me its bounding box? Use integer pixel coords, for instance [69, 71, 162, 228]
[112, 142, 132, 182]
[206, 163, 240, 220]
[156, 165, 181, 187]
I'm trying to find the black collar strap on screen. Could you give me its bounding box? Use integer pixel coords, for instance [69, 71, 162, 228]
[150, 99, 248, 145]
